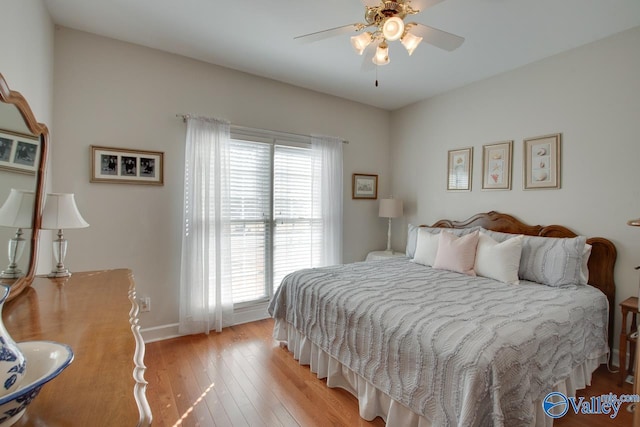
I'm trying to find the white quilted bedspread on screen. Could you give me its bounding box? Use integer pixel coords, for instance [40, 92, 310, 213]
[268, 257, 608, 426]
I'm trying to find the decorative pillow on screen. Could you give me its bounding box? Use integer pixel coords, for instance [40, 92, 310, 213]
[474, 233, 524, 284]
[406, 224, 482, 258]
[433, 230, 480, 276]
[406, 224, 421, 258]
[412, 229, 440, 267]
[581, 244, 592, 284]
[480, 228, 587, 287]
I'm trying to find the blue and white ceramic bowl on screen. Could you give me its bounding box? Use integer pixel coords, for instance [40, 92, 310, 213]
[0, 341, 74, 426]
[0, 286, 26, 397]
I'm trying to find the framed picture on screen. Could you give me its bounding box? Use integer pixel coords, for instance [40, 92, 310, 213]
[482, 141, 513, 190]
[447, 147, 473, 191]
[0, 129, 40, 175]
[352, 173, 378, 199]
[523, 133, 561, 190]
[90, 145, 164, 185]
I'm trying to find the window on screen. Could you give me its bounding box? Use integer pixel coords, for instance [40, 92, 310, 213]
[228, 137, 321, 304]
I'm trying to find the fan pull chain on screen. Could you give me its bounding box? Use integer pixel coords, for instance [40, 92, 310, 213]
[375, 65, 379, 87]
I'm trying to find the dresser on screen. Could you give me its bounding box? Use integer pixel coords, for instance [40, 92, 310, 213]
[1, 269, 151, 426]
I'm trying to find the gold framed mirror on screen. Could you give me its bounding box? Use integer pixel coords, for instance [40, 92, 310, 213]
[0, 73, 48, 301]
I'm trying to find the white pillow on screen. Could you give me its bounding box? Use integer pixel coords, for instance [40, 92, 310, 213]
[474, 233, 524, 284]
[581, 244, 592, 284]
[412, 228, 440, 267]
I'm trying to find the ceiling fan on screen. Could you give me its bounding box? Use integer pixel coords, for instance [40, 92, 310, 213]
[295, 0, 464, 67]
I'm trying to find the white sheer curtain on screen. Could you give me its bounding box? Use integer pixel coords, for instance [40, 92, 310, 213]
[179, 116, 233, 334]
[311, 135, 343, 266]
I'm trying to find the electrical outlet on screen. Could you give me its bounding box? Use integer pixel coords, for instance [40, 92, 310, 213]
[139, 296, 151, 312]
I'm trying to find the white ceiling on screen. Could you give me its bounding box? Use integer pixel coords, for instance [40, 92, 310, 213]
[44, 0, 640, 110]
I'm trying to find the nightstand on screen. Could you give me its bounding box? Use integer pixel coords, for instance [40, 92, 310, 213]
[619, 296, 638, 386]
[365, 251, 406, 261]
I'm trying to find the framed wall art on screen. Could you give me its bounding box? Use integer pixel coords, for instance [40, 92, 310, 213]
[482, 141, 513, 190]
[0, 129, 40, 174]
[352, 173, 378, 199]
[523, 133, 561, 190]
[90, 145, 164, 185]
[447, 147, 473, 191]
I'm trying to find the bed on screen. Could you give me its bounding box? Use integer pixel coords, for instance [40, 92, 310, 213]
[267, 211, 617, 426]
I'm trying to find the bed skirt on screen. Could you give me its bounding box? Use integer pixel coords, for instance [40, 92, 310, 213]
[273, 319, 607, 427]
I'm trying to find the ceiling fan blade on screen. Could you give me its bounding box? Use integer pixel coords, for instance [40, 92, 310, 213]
[360, 45, 376, 72]
[294, 24, 361, 43]
[408, 0, 447, 12]
[410, 23, 465, 51]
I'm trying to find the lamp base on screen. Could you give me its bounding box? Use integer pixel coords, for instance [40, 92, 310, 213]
[49, 231, 71, 278]
[0, 268, 22, 279]
[48, 267, 71, 278]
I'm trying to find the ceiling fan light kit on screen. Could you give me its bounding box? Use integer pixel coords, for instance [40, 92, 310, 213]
[373, 42, 390, 65]
[351, 32, 373, 55]
[400, 31, 422, 55]
[382, 16, 405, 41]
[296, 0, 464, 68]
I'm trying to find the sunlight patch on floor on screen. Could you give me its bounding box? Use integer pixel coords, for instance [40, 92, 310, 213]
[173, 382, 216, 426]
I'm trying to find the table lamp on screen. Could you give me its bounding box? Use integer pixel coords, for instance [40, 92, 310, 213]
[41, 193, 89, 278]
[379, 197, 403, 254]
[0, 189, 34, 279]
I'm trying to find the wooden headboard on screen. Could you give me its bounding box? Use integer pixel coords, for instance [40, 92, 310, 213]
[430, 211, 617, 349]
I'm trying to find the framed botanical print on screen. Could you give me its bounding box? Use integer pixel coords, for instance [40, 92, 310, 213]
[447, 147, 473, 191]
[523, 133, 561, 190]
[482, 141, 513, 190]
[352, 173, 378, 199]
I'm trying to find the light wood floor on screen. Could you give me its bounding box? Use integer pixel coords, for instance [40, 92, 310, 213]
[145, 318, 635, 427]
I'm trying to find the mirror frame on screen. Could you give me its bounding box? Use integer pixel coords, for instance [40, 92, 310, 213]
[0, 73, 48, 301]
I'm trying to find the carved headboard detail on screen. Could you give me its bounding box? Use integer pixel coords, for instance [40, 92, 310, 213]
[431, 211, 617, 349]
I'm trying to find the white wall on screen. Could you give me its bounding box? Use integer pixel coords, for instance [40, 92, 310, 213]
[390, 26, 640, 353]
[0, 0, 55, 275]
[52, 28, 391, 336]
[0, 1, 53, 123]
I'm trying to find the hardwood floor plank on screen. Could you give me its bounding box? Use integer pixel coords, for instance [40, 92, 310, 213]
[146, 319, 632, 427]
[162, 337, 216, 426]
[184, 336, 234, 427]
[144, 340, 181, 427]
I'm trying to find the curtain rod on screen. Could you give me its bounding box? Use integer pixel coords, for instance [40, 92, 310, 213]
[176, 114, 349, 144]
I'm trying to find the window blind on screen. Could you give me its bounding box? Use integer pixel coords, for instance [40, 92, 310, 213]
[228, 139, 272, 303]
[227, 138, 320, 304]
[273, 145, 322, 289]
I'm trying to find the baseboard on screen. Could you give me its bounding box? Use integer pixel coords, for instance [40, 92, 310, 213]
[140, 323, 181, 343]
[140, 305, 271, 343]
[233, 303, 270, 326]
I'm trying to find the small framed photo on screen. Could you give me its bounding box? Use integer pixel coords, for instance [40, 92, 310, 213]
[447, 147, 473, 191]
[523, 133, 561, 190]
[91, 145, 164, 185]
[352, 173, 378, 199]
[482, 141, 513, 190]
[0, 129, 40, 175]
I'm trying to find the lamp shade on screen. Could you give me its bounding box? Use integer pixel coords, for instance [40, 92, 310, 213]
[372, 43, 390, 66]
[379, 198, 403, 218]
[382, 17, 405, 41]
[350, 32, 373, 55]
[41, 193, 89, 230]
[0, 189, 34, 229]
[401, 32, 423, 56]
